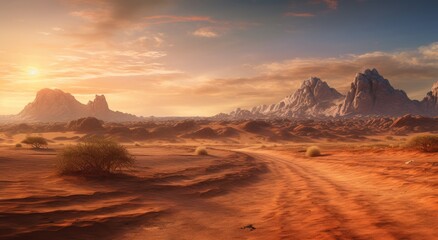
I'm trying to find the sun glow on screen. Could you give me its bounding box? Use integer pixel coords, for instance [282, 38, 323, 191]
[27, 67, 39, 76]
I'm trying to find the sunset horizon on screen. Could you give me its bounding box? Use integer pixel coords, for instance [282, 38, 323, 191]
[0, 1, 437, 239]
[1, 0, 437, 117]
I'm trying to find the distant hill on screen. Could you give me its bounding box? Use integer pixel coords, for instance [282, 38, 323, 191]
[5, 89, 141, 122]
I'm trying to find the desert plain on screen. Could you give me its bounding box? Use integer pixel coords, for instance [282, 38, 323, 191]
[0, 116, 437, 240]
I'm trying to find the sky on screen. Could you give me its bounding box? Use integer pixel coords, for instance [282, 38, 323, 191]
[0, 0, 437, 116]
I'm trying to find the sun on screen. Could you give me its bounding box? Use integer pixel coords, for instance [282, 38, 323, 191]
[27, 67, 39, 76]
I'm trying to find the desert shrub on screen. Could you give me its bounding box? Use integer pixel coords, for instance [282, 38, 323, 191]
[21, 136, 48, 149]
[306, 146, 321, 157]
[195, 146, 208, 155]
[385, 136, 394, 140]
[407, 135, 438, 153]
[57, 138, 135, 175]
[15, 143, 22, 148]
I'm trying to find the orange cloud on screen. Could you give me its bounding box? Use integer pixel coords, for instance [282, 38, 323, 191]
[284, 12, 315, 17]
[144, 15, 216, 24]
[193, 27, 219, 38]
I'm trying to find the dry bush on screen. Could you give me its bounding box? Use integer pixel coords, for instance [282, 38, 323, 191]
[195, 146, 208, 155]
[15, 143, 22, 148]
[306, 146, 321, 157]
[57, 138, 135, 175]
[21, 136, 48, 149]
[407, 135, 438, 153]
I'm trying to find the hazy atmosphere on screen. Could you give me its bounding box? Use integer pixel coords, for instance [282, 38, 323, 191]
[1, 1, 437, 240]
[1, 0, 438, 116]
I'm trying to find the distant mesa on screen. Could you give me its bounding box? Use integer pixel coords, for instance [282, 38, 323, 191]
[14, 88, 140, 122]
[216, 68, 438, 119]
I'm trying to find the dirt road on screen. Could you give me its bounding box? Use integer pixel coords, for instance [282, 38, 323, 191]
[229, 149, 437, 240]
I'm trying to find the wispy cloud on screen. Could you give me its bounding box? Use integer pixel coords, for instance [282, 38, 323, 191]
[311, 0, 339, 10]
[187, 42, 438, 112]
[144, 15, 216, 24]
[284, 12, 315, 17]
[67, 0, 168, 38]
[193, 27, 219, 38]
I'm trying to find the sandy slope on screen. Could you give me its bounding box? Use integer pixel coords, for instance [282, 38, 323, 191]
[0, 144, 437, 239]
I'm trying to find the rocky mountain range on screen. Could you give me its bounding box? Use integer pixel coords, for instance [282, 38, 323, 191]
[1, 68, 437, 123]
[217, 69, 438, 119]
[7, 89, 140, 122]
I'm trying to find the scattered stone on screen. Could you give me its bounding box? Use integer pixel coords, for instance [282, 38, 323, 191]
[241, 224, 256, 231]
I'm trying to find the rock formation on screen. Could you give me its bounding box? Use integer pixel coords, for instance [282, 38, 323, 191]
[421, 81, 438, 115]
[15, 89, 140, 122]
[216, 69, 438, 119]
[338, 69, 421, 116]
[227, 77, 344, 119]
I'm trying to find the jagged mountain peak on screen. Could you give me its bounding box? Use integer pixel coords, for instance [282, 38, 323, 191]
[242, 77, 344, 118]
[217, 69, 438, 119]
[432, 81, 438, 92]
[339, 69, 420, 116]
[301, 77, 322, 88]
[87, 94, 110, 113]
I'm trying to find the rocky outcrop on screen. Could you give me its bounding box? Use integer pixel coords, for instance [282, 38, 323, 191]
[16, 89, 140, 122]
[338, 69, 421, 116]
[215, 69, 437, 119]
[421, 81, 438, 115]
[67, 117, 104, 132]
[262, 77, 343, 117]
[223, 77, 344, 119]
[17, 89, 88, 122]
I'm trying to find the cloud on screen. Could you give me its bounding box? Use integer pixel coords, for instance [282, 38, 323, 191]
[311, 0, 339, 10]
[52, 27, 64, 31]
[38, 32, 51, 36]
[284, 12, 315, 17]
[187, 42, 438, 112]
[192, 27, 219, 38]
[144, 15, 216, 25]
[67, 0, 168, 38]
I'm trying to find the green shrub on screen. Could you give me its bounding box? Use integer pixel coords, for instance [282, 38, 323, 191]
[306, 146, 321, 157]
[407, 135, 438, 153]
[195, 146, 208, 155]
[57, 138, 135, 175]
[21, 136, 48, 149]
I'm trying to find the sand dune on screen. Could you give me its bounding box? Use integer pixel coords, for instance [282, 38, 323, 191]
[0, 117, 437, 239]
[0, 141, 436, 239]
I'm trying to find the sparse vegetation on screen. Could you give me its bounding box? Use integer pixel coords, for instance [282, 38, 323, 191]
[306, 146, 321, 157]
[57, 138, 135, 175]
[407, 134, 438, 153]
[15, 143, 22, 148]
[21, 136, 48, 149]
[195, 146, 208, 155]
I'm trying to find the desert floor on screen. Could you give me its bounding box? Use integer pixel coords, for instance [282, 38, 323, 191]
[0, 137, 437, 239]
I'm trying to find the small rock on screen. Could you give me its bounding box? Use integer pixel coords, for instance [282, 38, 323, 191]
[241, 224, 256, 231]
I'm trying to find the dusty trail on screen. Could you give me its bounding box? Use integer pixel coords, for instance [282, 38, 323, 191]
[235, 149, 437, 240]
[0, 146, 436, 239]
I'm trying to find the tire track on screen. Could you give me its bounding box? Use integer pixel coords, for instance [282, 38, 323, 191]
[239, 149, 436, 240]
